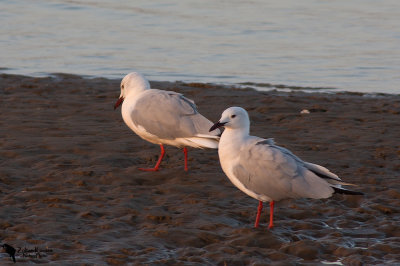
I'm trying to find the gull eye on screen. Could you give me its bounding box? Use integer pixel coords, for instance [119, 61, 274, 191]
[231, 115, 236, 118]
[121, 84, 124, 90]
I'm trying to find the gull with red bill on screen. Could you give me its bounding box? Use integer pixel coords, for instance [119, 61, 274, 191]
[210, 106, 363, 229]
[114, 72, 220, 171]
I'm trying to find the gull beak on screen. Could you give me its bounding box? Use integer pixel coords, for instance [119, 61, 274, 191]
[114, 97, 124, 110]
[209, 121, 226, 132]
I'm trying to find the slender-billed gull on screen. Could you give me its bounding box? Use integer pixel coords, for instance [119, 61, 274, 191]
[114, 72, 220, 171]
[209, 106, 363, 229]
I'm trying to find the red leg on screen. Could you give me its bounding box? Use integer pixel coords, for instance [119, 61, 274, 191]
[254, 201, 263, 228]
[138, 144, 165, 171]
[268, 201, 275, 229]
[183, 147, 188, 172]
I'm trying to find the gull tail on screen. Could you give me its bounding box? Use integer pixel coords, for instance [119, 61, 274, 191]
[321, 175, 359, 187]
[184, 134, 220, 149]
[306, 162, 363, 194]
[306, 162, 358, 186]
[184, 113, 221, 148]
[332, 186, 364, 195]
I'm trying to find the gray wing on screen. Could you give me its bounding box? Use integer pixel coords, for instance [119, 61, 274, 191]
[233, 139, 334, 201]
[270, 143, 346, 185]
[131, 89, 218, 139]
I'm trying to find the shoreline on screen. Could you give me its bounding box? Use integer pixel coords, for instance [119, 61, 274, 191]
[1, 72, 399, 97]
[1, 73, 399, 264]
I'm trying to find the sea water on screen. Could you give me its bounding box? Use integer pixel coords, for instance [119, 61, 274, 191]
[1, 0, 399, 93]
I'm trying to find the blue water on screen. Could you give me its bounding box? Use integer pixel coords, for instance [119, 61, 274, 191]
[1, 0, 399, 93]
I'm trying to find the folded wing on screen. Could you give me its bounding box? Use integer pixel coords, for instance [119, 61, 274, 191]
[233, 139, 335, 201]
[131, 89, 220, 140]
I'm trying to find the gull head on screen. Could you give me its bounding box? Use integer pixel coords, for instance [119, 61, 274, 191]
[114, 72, 150, 110]
[209, 106, 250, 133]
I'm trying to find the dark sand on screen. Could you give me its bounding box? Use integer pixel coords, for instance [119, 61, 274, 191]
[0, 73, 399, 265]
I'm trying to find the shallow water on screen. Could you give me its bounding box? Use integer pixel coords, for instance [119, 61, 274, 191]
[1, 0, 399, 93]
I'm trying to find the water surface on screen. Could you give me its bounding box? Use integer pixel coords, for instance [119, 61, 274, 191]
[1, 0, 399, 93]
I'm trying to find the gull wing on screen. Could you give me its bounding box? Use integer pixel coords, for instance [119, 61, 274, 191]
[131, 89, 219, 139]
[232, 139, 334, 201]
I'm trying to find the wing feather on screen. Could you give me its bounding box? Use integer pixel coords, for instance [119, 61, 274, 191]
[131, 90, 219, 139]
[232, 139, 334, 201]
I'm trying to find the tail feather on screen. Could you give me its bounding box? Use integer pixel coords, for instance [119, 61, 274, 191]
[179, 135, 219, 149]
[332, 186, 364, 195]
[305, 162, 363, 195]
[305, 162, 340, 180]
[195, 134, 220, 139]
[191, 114, 221, 136]
[308, 167, 357, 186]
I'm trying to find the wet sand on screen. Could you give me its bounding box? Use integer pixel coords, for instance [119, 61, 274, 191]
[0, 73, 399, 265]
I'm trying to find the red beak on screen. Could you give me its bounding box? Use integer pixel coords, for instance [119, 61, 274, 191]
[114, 97, 124, 110]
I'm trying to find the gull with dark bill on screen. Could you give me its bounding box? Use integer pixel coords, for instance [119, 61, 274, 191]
[114, 72, 220, 171]
[210, 106, 363, 229]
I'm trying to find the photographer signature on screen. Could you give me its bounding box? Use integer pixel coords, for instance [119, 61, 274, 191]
[2, 243, 54, 263]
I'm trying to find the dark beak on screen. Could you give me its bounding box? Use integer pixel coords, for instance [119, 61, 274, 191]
[114, 97, 124, 110]
[209, 121, 226, 132]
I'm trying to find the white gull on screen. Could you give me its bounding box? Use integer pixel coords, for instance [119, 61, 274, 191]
[115, 72, 220, 171]
[209, 106, 363, 229]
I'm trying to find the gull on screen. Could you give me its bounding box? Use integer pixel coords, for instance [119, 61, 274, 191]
[209, 106, 363, 229]
[114, 72, 220, 171]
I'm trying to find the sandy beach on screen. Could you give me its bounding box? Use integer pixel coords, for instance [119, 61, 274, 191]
[0, 73, 399, 265]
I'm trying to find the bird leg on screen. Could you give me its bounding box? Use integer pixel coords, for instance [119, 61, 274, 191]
[138, 144, 165, 171]
[183, 147, 188, 172]
[268, 201, 275, 229]
[254, 201, 263, 228]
